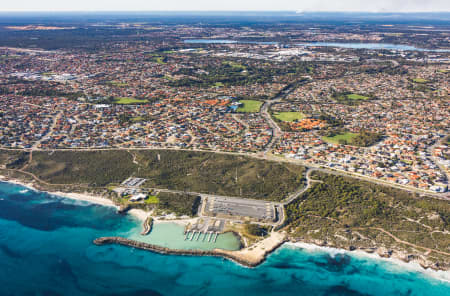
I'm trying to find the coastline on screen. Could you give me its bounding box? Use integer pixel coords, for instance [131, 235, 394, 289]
[0, 175, 117, 208]
[93, 232, 288, 268]
[0, 176, 448, 280]
[285, 242, 450, 283]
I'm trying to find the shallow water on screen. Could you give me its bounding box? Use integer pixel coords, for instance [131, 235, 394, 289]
[129, 220, 242, 251]
[0, 181, 449, 296]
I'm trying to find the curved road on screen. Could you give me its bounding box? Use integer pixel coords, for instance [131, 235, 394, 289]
[261, 83, 300, 154]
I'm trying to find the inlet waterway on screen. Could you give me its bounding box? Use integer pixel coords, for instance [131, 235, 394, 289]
[0, 181, 449, 296]
[183, 39, 450, 51]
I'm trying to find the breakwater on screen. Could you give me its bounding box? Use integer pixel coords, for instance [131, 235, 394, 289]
[140, 217, 153, 235]
[93, 236, 287, 268]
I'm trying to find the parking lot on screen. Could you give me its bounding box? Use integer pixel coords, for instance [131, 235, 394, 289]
[205, 196, 276, 221]
[121, 177, 147, 187]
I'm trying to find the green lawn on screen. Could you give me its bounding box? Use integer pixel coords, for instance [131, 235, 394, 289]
[108, 81, 128, 87]
[438, 69, 449, 73]
[412, 78, 429, 83]
[114, 97, 149, 104]
[323, 132, 359, 144]
[214, 82, 224, 87]
[273, 112, 305, 122]
[131, 116, 144, 122]
[237, 100, 264, 113]
[145, 195, 160, 204]
[346, 94, 369, 100]
[223, 61, 247, 70]
[155, 57, 166, 64]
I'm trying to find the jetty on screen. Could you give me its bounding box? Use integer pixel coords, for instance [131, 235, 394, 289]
[183, 218, 226, 245]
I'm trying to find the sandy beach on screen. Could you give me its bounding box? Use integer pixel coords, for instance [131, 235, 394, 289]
[128, 209, 149, 221]
[0, 175, 117, 208]
[217, 231, 287, 266]
[0, 175, 198, 226]
[1, 175, 448, 281]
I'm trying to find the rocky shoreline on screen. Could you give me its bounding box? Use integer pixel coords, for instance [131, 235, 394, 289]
[289, 237, 449, 272]
[1, 175, 448, 273]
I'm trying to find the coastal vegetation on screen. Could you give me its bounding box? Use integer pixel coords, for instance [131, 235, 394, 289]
[144, 195, 159, 204]
[157, 192, 201, 217]
[113, 191, 199, 217]
[285, 171, 450, 267]
[17, 149, 305, 201]
[245, 223, 270, 237]
[135, 150, 305, 201]
[27, 150, 136, 186]
[0, 150, 29, 169]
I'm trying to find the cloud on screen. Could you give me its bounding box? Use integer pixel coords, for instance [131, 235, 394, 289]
[297, 0, 450, 12]
[0, 0, 449, 12]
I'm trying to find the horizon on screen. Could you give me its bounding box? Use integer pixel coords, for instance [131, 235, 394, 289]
[1, 10, 450, 13]
[1, 0, 450, 13]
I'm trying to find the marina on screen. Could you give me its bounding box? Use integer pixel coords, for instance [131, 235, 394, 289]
[183, 218, 224, 245]
[128, 220, 241, 251]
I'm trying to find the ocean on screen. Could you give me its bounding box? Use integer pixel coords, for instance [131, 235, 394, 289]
[0, 181, 449, 296]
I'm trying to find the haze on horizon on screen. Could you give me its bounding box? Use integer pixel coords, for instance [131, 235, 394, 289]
[0, 0, 449, 13]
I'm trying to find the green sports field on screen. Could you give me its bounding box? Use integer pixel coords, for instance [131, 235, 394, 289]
[412, 78, 429, 83]
[114, 97, 149, 104]
[273, 112, 305, 122]
[237, 100, 263, 113]
[346, 94, 369, 100]
[322, 132, 359, 144]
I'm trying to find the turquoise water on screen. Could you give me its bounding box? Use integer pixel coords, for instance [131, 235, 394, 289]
[0, 181, 449, 296]
[129, 221, 242, 251]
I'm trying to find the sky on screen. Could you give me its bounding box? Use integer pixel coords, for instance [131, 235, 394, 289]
[0, 0, 449, 12]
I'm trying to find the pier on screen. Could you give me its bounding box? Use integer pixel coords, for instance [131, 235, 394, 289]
[181, 219, 225, 245]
